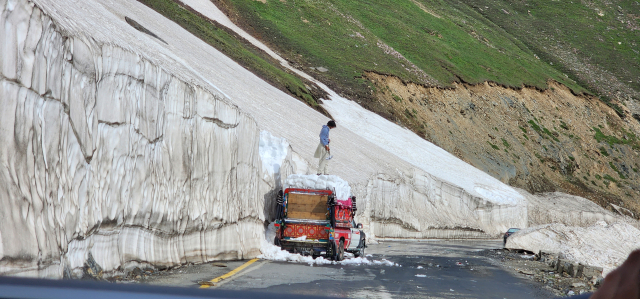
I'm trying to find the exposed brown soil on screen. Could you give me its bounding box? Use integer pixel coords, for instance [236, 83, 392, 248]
[365, 72, 640, 217]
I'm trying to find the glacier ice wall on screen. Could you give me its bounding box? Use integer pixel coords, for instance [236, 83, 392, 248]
[0, 0, 264, 277]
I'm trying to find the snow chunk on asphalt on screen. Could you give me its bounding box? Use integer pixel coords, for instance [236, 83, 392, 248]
[284, 174, 351, 200]
[259, 223, 399, 266]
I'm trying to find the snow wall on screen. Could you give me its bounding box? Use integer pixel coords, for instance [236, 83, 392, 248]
[359, 170, 524, 239]
[0, 0, 266, 277]
[176, 0, 639, 270]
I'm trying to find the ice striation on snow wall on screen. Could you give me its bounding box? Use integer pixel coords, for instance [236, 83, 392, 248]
[361, 170, 526, 239]
[522, 191, 624, 228]
[0, 0, 265, 277]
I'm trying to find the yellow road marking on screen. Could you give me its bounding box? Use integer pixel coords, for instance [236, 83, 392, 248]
[199, 258, 259, 289]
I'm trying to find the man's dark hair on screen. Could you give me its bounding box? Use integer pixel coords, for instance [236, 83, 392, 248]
[327, 120, 336, 128]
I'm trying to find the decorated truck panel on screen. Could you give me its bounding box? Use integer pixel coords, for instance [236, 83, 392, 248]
[274, 188, 365, 260]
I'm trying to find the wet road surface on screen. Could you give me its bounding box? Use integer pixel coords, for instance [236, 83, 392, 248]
[141, 240, 556, 299]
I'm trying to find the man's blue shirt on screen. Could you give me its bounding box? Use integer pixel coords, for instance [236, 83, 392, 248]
[319, 125, 330, 146]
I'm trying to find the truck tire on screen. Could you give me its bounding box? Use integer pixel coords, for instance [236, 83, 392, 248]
[274, 236, 281, 247]
[337, 240, 345, 261]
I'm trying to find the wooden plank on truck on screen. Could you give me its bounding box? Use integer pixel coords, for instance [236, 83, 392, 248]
[287, 193, 327, 220]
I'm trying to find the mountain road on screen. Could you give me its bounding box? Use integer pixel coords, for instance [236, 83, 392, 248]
[138, 240, 557, 299]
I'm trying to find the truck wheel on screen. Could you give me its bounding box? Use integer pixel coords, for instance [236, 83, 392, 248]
[337, 240, 345, 261]
[274, 236, 281, 247]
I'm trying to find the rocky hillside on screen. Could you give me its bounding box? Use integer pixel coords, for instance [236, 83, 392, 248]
[182, 0, 640, 216]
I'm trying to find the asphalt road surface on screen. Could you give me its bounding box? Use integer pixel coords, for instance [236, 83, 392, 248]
[140, 240, 556, 299]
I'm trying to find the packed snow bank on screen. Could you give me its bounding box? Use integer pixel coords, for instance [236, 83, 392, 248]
[508, 190, 640, 276]
[284, 174, 352, 200]
[506, 221, 640, 275]
[521, 191, 621, 227]
[363, 171, 527, 238]
[258, 223, 399, 267]
[259, 131, 290, 176]
[0, 0, 264, 277]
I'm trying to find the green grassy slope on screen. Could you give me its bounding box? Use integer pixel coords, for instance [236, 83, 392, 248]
[139, 0, 638, 115]
[220, 0, 587, 97]
[457, 0, 640, 104]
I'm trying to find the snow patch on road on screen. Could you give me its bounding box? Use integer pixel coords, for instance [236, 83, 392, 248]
[259, 223, 399, 267]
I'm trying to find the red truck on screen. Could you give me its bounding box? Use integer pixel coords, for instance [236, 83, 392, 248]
[273, 188, 366, 261]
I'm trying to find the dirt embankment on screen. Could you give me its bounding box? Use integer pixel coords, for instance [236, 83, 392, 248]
[365, 72, 640, 217]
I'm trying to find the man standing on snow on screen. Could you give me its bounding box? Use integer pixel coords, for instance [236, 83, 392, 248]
[314, 120, 336, 175]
